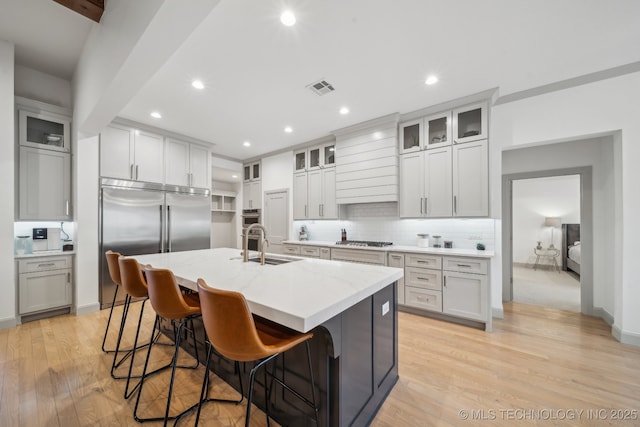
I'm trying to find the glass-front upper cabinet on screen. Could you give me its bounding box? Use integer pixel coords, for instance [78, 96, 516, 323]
[19, 110, 70, 153]
[399, 118, 422, 154]
[425, 112, 452, 149]
[323, 144, 335, 167]
[252, 162, 260, 180]
[294, 150, 306, 172]
[309, 146, 321, 169]
[243, 161, 261, 182]
[452, 102, 488, 144]
[243, 165, 251, 181]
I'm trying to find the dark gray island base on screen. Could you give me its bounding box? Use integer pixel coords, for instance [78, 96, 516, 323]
[161, 282, 398, 426]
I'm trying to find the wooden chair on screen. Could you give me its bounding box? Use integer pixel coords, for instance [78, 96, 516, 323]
[195, 279, 319, 427]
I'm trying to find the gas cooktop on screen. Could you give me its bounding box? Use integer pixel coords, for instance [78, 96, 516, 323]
[335, 240, 393, 247]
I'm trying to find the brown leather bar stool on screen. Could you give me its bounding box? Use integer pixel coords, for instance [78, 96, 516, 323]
[105, 251, 150, 378]
[195, 279, 319, 427]
[133, 266, 203, 426]
[117, 256, 173, 399]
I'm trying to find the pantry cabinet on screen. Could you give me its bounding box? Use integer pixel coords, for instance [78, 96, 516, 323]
[452, 139, 488, 217]
[307, 168, 337, 219]
[293, 172, 308, 219]
[165, 139, 210, 188]
[293, 142, 336, 220]
[242, 161, 262, 210]
[100, 124, 164, 183]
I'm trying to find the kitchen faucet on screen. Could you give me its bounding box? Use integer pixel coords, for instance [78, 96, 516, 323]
[243, 223, 269, 265]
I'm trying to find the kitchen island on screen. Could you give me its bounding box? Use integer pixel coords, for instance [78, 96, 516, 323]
[134, 247, 403, 426]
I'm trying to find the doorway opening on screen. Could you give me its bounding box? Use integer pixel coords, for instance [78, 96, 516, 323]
[511, 175, 581, 312]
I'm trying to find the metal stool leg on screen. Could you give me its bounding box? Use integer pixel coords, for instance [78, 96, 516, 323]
[101, 286, 119, 353]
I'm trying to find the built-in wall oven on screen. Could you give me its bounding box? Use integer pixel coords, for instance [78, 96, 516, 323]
[242, 209, 261, 251]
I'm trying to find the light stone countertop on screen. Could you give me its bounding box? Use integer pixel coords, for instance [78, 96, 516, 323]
[15, 250, 75, 259]
[283, 240, 495, 258]
[133, 247, 403, 333]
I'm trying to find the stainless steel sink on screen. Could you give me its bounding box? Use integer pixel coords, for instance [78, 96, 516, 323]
[247, 256, 301, 265]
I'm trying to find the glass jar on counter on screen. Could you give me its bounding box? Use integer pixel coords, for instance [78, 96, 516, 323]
[417, 234, 429, 248]
[432, 235, 442, 248]
[15, 235, 32, 255]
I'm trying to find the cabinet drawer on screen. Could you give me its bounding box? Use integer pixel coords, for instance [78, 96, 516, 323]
[319, 247, 331, 260]
[283, 245, 301, 255]
[18, 256, 71, 273]
[405, 266, 442, 291]
[300, 246, 320, 258]
[443, 257, 488, 274]
[331, 248, 386, 265]
[405, 253, 442, 269]
[405, 287, 442, 312]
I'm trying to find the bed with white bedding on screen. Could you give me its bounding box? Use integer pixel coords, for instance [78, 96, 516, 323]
[562, 224, 581, 275]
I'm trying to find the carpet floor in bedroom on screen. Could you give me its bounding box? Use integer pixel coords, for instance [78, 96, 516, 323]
[513, 265, 580, 312]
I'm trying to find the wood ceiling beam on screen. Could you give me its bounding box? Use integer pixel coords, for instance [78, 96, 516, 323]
[53, 0, 104, 23]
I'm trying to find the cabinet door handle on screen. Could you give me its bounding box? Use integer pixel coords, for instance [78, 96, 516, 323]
[457, 264, 472, 268]
[135, 165, 139, 180]
[38, 263, 56, 267]
[416, 260, 429, 264]
[444, 276, 447, 287]
[454, 195, 457, 215]
[420, 197, 423, 214]
[391, 255, 401, 259]
[305, 204, 307, 217]
[424, 197, 428, 215]
[65, 200, 70, 216]
[417, 276, 430, 281]
[130, 164, 134, 180]
[67, 272, 71, 283]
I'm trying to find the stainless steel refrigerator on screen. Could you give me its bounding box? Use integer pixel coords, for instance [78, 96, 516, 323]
[99, 178, 211, 308]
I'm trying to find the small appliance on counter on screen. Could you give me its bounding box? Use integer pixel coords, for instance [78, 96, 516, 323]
[32, 227, 61, 252]
[417, 234, 429, 248]
[444, 240, 453, 249]
[15, 235, 32, 255]
[299, 225, 309, 241]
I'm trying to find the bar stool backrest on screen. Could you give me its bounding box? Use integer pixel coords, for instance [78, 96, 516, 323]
[118, 257, 150, 299]
[105, 250, 123, 286]
[197, 279, 272, 362]
[144, 267, 200, 320]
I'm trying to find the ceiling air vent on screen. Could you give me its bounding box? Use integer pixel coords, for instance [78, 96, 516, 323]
[306, 79, 335, 96]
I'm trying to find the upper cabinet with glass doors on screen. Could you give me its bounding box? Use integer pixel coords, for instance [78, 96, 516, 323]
[399, 112, 453, 154]
[19, 110, 70, 153]
[243, 161, 260, 182]
[293, 142, 335, 172]
[452, 102, 488, 144]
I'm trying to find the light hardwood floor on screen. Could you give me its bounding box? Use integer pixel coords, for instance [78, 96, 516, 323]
[2, 303, 639, 426]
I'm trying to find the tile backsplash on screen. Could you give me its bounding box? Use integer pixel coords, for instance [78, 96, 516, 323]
[294, 202, 495, 250]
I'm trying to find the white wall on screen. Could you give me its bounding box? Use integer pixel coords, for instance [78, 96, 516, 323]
[492, 71, 640, 344]
[14, 65, 72, 108]
[512, 175, 580, 264]
[0, 41, 15, 328]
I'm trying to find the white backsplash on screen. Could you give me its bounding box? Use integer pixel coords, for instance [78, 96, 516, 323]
[294, 203, 495, 250]
[14, 221, 76, 242]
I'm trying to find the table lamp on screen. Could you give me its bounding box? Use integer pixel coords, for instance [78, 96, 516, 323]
[545, 217, 561, 249]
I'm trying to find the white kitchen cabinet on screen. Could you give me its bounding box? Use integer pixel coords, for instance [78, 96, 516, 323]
[100, 124, 164, 183]
[452, 139, 488, 217]
[319, 247, 331, 260]
[283, 244, 301, 255]
[243, 180, 262, 210]
[403, 253, 443, 313]
[19, 109, 70, 153]
[19, 146, 71, 220]
[399, 118, 422, 154]
[308, 168, 337, 219]
[399, 148, 452, 218]
[293, 172, 308, 219]
[18, 255, 73, 316]
[452, 102, 488, 144]
[165, 139, 210, 188]
[243, 161, 260, 182]
[388, 253, 405, 305]
[443, 257, 488, 322]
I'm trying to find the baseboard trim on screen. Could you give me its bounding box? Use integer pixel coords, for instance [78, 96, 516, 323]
[0, 316, 18, 330]
[612, 325, 640, 348]
[593, 307, 614, 326]
[76, 302, 100, 316]
[492, 306, 504, 319]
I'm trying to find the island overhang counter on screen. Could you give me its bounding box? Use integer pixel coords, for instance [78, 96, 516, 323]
[133, 248, 403, 426]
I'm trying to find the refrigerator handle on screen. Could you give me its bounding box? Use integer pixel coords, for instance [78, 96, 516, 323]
[159, 205, 164, 253]
[167, 205, 172, 252]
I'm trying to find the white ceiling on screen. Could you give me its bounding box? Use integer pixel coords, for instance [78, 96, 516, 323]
[3, 0, 640, 168]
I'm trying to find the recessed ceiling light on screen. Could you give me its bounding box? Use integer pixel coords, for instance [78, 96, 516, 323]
[192, 79, 205, 90]
[232, 174, 238, 179]
[243, 141, 251, 147]
[280, 10, 296, 26]
[284, 126, 293, 133]
[425, 75, 438, 85]
[150, 111, 162, 119]
[339, 106, 349, 115]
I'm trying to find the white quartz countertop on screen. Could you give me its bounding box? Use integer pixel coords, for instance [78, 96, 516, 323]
[283, 240, 494, 258]
[15, 250, 75, 259]
[133, 248, 403, 333]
